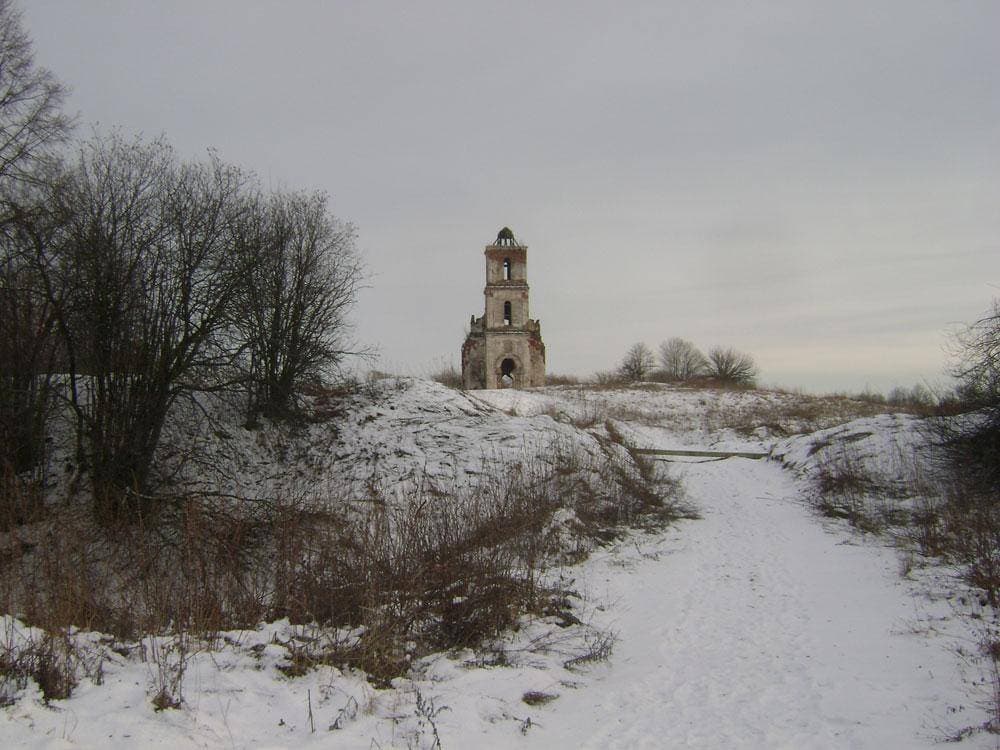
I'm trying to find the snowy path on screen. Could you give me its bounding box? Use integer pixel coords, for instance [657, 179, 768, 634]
[516, 457, 983, 750]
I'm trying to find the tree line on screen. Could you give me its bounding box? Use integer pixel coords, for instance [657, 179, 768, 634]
[617, 338, 758, 386]
[0, 0, 363, 523]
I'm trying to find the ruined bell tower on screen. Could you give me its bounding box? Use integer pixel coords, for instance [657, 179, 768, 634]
[461, 227, 546, 389]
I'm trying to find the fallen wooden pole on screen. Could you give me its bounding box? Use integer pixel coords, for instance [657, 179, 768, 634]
[633, 448, 768, 460]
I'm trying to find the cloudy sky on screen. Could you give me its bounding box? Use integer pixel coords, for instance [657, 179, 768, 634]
[23, 1, 1000, 392]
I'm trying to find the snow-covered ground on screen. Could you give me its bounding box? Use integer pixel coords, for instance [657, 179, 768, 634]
[2, 381, 995, 748]
[518, 458, 984, 749]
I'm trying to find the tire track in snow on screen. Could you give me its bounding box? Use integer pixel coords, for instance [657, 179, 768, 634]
[522, 458, 978, 749]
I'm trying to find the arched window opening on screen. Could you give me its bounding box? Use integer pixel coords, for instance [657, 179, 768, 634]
[503, 258, 512, 281]
[500, 358, 516, 387]
[503, 300, 512, 326]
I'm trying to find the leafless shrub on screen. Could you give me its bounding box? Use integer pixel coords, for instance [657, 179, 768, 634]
[813, 450, 886, 532]
[935, 481, 1000, 606]
[413, 688, 449, 750]
[618, 342, 656, 383]
[887, 384, 935, 409]
[0, 462, 45, 530]
[909, 494, 948, 558]
[587, 420, 689, 533]
[937, 416, 1000, 503]
[657, 337, 708, 382]
[981, 631, 1000, 736]
[590, 370, 626, 387]
[148, 633, 189, 710]
[950, 299, 1000, 409]
[544, 373, 581, 386]
[706, 346, 758, 387]
[563, 630, 617, 669]
[536, 400, 603, 429]
[428, 361, 463, 389]
[0, 625, 78, 705]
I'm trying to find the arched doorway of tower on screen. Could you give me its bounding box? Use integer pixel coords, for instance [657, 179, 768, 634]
[500, 357, 516, 388]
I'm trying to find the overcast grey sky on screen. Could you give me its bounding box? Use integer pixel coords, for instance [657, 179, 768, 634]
[23, 1, 1000, 392]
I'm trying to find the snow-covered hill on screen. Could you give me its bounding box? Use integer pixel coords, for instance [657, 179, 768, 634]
[1, 380, 995, 748]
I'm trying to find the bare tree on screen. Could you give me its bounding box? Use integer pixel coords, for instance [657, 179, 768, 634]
[943, 299, 1000, 491]
[0, 0, 71, 478]
[232, 189, 364, 420]
[619, 342, 656, 383]
[707, 346, 758, 386]
[952, 299, 1000, 407]
[0, 194, 60, 475]
[658, 337, 708, 382]
[0, 0, 72, 192]
[45, 133, 251, 521]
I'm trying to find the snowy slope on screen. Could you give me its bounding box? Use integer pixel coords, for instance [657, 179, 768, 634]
[1, 381, 994, 748]
[161, 378, 613, 504]
[770, 412, 931, 485]
[475, 382, 901, 454]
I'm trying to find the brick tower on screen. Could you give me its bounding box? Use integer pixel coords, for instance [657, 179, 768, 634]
[461, 227, 545, 389]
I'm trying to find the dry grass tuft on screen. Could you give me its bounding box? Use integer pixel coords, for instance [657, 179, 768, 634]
[522, 690, 558, 706]
[427, 363, 463, 389]
[544, 373, 581, 386]
[0, 628, 78, 705]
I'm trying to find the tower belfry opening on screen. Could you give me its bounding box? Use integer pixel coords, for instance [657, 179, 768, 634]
[461, 228, 546, 390]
